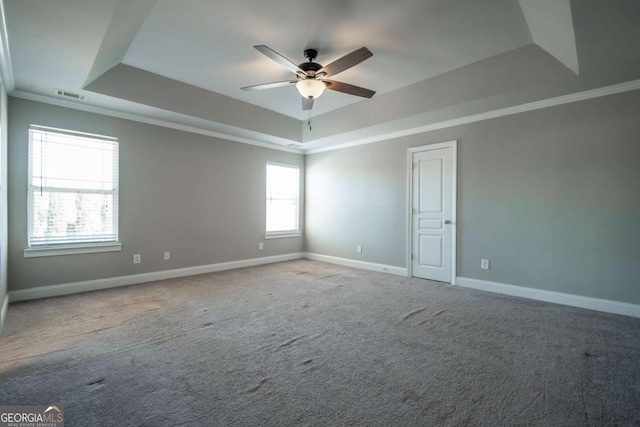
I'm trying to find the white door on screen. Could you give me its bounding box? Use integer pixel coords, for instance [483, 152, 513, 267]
[411, 143, 456, 283]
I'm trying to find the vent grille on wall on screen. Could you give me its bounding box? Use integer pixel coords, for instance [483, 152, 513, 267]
[54, 89, 88, 101]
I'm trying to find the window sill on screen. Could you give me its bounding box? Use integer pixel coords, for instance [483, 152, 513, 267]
[24, 242, 122, 258]
[264, 232, 302, 240]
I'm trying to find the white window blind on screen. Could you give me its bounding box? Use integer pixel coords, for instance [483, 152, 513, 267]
[28, 125, 119, 247]
[266, 163, 299, 233]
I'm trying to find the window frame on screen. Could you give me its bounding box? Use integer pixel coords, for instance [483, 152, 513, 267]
[265, 162, 301, 239]
[24, 125, 121, 258]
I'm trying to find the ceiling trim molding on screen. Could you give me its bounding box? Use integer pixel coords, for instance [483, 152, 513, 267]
[11, 91, 304, 154]
[305, 79, 640, 154]
[10, 78, 640, 157]
[0, 0, 15, 91]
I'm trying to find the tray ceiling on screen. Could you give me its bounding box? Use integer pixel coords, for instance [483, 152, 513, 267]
[3, 0, 640, 151]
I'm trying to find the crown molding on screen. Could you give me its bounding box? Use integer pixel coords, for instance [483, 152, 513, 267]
[12, 91, 304, 154]
[14, 77, 640, 157]
[11, 77, 640, 157]
[305, 78, 640, 154]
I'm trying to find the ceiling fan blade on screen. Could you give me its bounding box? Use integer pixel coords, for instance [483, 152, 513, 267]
[318, 47, 373, 77]
[325, 80, 375, 98]
[302, 97, 314, 111]
[254, 45, 302, 74]
[241, 80, 297, 91]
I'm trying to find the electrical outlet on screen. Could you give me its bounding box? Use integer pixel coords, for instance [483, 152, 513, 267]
[258, 242, 264, 250]
[356, 245, 362, 253]
[164, 252, 170, 261]
[133, 254, 141, 264]
[481, 259, 490, 270]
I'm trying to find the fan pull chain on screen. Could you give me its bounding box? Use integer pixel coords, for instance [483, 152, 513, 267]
[308, 110, 312, 131]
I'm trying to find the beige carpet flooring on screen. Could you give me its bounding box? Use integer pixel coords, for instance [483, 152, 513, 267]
[1, 260, 639, 426]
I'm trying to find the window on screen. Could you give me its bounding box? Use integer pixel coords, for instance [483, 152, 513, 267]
[266, 163, 300, 238]
[26, 125, 120, 256]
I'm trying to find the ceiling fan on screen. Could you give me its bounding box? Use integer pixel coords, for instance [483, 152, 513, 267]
[241, 45, 375, 111]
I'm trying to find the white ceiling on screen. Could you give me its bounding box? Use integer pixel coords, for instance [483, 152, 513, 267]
[3, 0, 640, 152]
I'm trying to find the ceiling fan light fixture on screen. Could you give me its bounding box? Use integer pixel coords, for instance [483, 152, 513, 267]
[296, 79, 326, 99]
[244, 45, 375, 110]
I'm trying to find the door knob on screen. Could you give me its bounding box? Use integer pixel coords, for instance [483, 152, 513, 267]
[444, 220, 451, 224]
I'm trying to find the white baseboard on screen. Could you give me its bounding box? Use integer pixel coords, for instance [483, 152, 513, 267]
[6, 251, 402, 305]
[0, 293, 8, 337]
[303, 252, 407, 277]
[456, 277, 640, 318]
[8, 254, 637, 319]
[8, 253, 305, 303]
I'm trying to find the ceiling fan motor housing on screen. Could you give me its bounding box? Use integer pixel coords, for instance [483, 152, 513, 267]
[299, 62, 322, 71]
[300, 49, 323, 78]
[300, 62, 322, 75]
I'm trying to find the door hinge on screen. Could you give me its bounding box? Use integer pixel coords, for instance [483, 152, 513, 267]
[411, 253, 415, 260]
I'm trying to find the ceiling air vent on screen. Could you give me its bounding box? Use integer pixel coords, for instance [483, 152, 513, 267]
[54, 89, 88, 101]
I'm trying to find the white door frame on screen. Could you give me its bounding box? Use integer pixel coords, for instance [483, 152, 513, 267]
[406, 140, 457, 284]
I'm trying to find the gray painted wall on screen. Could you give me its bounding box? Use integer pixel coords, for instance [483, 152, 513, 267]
[0, 83, 8, 325]
[305, 90, 640, 305]
[8, 98, 304, 291]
